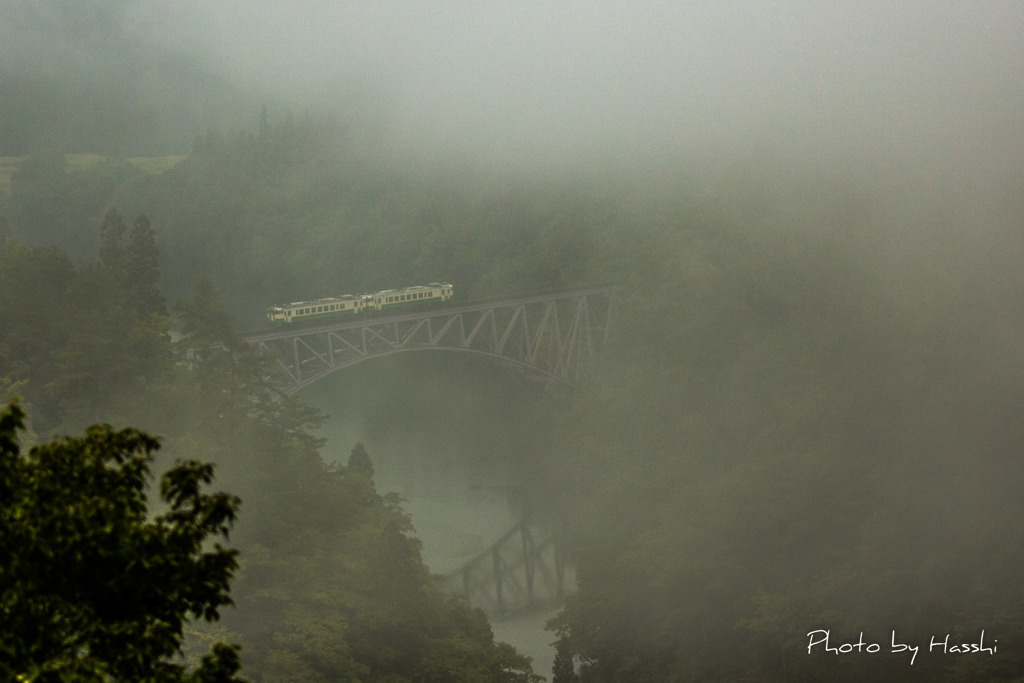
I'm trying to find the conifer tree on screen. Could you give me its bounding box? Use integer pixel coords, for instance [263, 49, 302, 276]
[99, 207, 127, 272]
[126, 213, 167, 318]
[347, 441, 375, 480]
[552, 636, 577, 683]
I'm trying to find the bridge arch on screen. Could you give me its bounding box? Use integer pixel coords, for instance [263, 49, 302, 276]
[243, 286, 622, 395]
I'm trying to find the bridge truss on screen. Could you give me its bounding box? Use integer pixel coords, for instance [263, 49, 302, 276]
[444, 518, 571, 617]
[243, 285, 622, 394]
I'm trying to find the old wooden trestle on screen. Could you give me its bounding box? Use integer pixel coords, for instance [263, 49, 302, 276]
[444, 518, 571, 617]
[243, 285, 622, 394]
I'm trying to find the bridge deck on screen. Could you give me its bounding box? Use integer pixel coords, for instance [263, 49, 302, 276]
[243, 285, 623, 394]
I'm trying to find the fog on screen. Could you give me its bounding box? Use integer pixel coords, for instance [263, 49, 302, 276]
[3, 1, 1024, 680]
[7, 1, 1023, 174]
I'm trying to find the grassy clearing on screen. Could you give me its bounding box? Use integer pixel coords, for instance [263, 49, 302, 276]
[0, 154, 187, 198]
[64, 153, 109, 172]
[126, 155, 187, 174]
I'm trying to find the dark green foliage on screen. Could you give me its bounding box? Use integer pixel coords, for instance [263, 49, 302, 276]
[126, 214, 168, 318]
[0, 401, 244, 682]
[552, 636, 577, 683]
[173, 275, 242, 354]
[544, 212, 1024, 681]
[98, 209, 167, 319]
[0, 223, 171, 432]
[8, 156, 143, 258]
[0, 1, 255, 158]
[209, 403, 542, 681]
[11, 65, 1022, 680]
[146, 280, 542, 681]
[347, 441, 375, 481]
[8, 151, 70, 247]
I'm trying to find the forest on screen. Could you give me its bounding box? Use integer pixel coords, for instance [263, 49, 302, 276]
[3, 2, 1024, 682]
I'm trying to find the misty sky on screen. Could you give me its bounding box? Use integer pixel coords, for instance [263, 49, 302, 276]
[119, 2, 1024, 169]
[4, 1, 1023, 174]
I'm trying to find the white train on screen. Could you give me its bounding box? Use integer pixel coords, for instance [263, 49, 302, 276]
[266, 283, 453, 324]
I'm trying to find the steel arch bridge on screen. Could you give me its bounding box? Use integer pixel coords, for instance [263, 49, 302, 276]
[445, 518, 571, 617]
[243, 285, 622, 394]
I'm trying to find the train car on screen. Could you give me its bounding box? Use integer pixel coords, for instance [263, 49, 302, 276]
[266, 294, 365, 324]
[267, 283, 453, 323]
[364, 282, 453, 312]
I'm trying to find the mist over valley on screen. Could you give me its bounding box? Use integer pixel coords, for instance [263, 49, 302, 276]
[1, 2, 1023, 681]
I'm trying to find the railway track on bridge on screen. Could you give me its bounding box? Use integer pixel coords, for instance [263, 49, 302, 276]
[242, 285, 624, 394]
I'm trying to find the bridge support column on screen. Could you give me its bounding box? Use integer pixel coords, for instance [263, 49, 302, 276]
[521, 524, 535, 606]
[492, 546, 504, 611]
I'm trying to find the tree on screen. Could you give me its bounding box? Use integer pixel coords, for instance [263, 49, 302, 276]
[0, 400, 245, 682]
[347, 441, 374, 480]
[126, 213, 168, 318]
[99, 207, 127, 272]
[174, 274, 243, 354]
[552, 636, 577, 683]
[9, 151, 70, 247]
